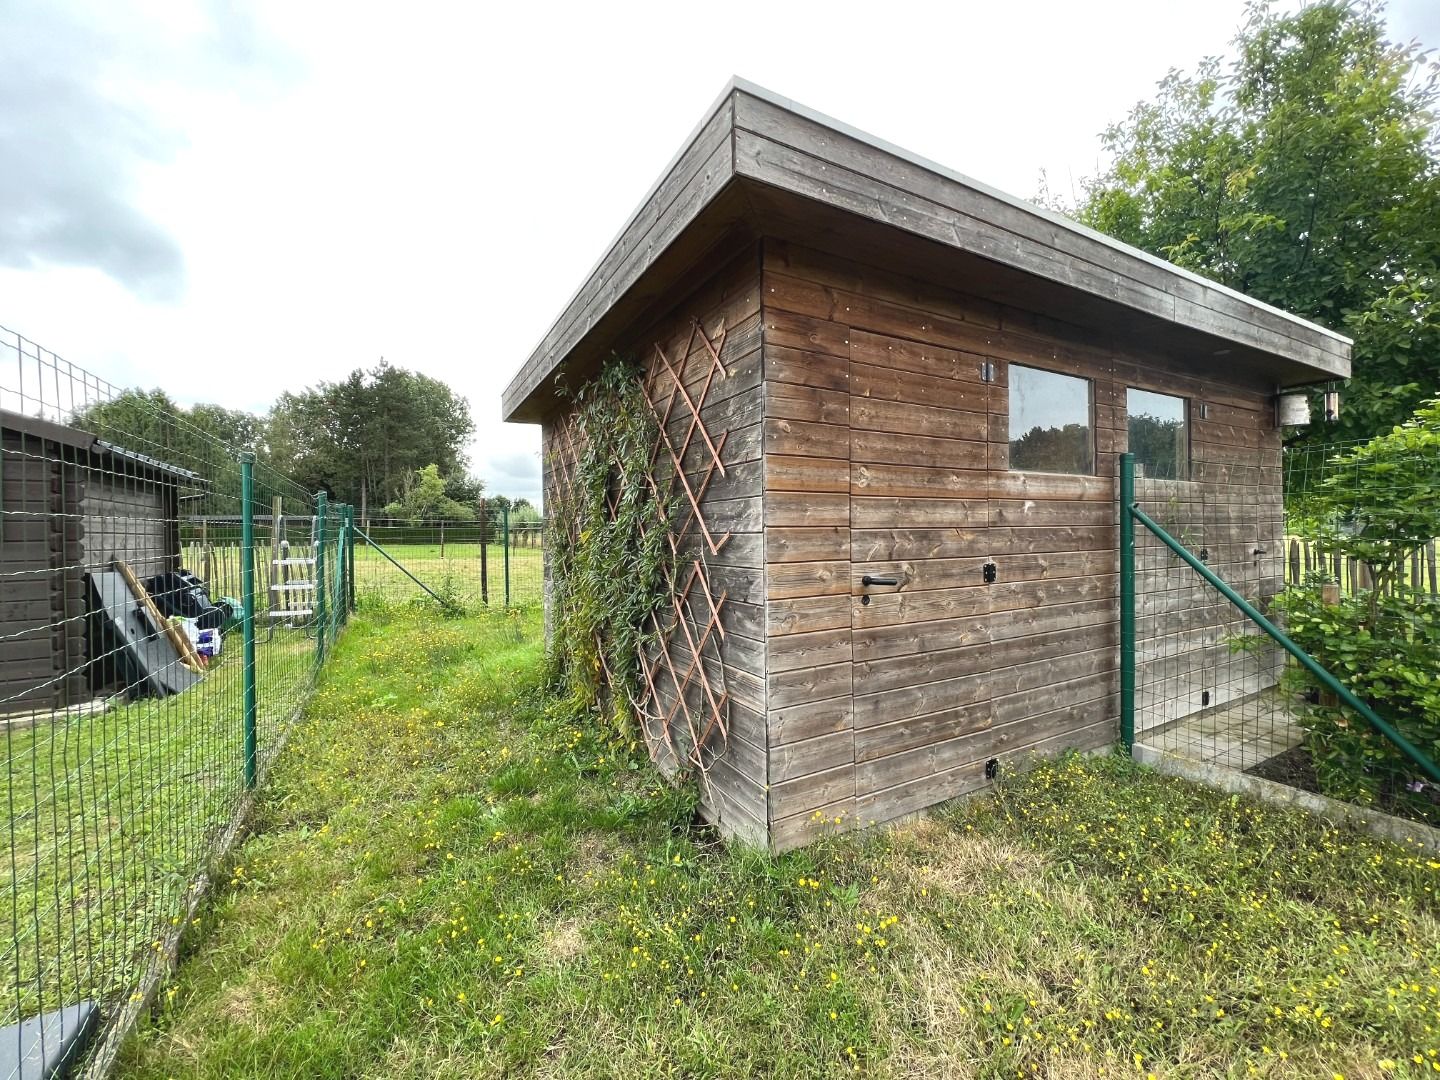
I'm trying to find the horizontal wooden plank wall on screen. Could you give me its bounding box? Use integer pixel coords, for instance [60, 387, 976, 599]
[760, 265, 857, 851]
[541, 246, 769, 844]
[761, 239, 1284, 848]
[0, 429, 88, 714]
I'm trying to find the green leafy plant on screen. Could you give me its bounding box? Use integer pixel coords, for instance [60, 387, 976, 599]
[1270, 400, 1440, 818]
[547, 359, 679, 739]
[382, 463, 476, 524]
[426, 571, 469, 618]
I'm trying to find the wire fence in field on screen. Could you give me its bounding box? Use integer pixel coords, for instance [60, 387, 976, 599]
[1132, 436, 1440, 827]
[0, 324, 355, 1077]
[350, 512, 545, 609]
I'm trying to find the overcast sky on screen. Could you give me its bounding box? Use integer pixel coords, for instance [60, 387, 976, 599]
[1, 0, 1435, 506]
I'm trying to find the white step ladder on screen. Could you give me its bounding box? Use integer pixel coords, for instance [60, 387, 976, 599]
[268, 531, 318, 624]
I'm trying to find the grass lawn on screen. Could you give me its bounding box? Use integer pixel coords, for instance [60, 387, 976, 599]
[117, 609, 1440, 1079]
[352, 540, 544, 608]
[185, 533, 545, 612]
[1, 626, 315, 1023]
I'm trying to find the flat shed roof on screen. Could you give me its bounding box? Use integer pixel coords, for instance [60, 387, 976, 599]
[502, 78, 1351, 423]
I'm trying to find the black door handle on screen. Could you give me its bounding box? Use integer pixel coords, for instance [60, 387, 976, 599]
[861, 575, 898, 587]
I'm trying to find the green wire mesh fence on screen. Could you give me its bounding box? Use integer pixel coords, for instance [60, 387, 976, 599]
[0, 325, 354, 1076]
[1126, 433, 1440, 827]
[351, 509, 544, 610]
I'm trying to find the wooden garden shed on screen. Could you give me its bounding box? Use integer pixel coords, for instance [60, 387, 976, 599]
[501, 79, 1352, 850]
[0, 409, 198, 715]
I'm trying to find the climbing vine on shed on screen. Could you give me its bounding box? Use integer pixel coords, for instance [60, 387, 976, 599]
[548, 359, 678, 733]
[547, 318, 737, 780]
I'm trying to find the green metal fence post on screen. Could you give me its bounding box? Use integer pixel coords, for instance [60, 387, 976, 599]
[479, 498, 489, 605]
[503, 505, 511, 607]
[335, 503, 345, 626]
[1119, 452, 1136, 753]
[315, 491, 328, 666]
[331, 510, 346, 641]
[239, 452, 258, 790]
[345, 504, 356, 615]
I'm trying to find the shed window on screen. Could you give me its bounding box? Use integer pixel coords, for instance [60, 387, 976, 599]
[1008, 365, 1093, 474]
[1127, 388, 1189, 480]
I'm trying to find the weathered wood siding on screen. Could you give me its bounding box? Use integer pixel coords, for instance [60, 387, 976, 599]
[541, 247, 767, 844]
[80, 467, 174, 577]
[0, 430, 87, 714]
[760, 240, 1283, 849]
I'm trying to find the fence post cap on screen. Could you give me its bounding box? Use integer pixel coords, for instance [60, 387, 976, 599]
[238, 450, 256, 464]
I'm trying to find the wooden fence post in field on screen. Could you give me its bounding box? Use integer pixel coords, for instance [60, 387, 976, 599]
[200, 519, 214, 588]
[269, 495, 284, 618]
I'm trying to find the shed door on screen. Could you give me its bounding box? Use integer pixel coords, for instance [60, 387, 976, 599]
[849, 331, 994, 823]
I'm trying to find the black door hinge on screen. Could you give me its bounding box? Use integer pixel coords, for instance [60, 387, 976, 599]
[983, 561, 997, 584]
[980, 360, 996, 383]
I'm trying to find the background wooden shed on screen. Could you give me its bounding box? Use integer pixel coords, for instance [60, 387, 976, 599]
[503, 80, 1351, 850]
[0, 409, 198, 715]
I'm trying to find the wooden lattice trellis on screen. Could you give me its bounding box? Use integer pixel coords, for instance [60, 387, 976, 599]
[549, 317, 733, 778]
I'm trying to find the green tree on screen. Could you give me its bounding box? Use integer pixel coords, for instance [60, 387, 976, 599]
[382, 464, 476, 524]
[1074, 0, 1440, 444]
[267, 359, 474, 519]
[1009, 423, 1092, 474]
[441, 471, 487, 516]
[1128, 414, 1188, 479]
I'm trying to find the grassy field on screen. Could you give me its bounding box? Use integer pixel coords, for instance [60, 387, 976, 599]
[183, 530, 545, 612]
[116, 609, 1440, 1079]
[1, 627, 315, 1023]
[352, 539, 544, 609]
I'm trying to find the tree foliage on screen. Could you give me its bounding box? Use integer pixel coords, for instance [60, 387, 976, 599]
[1075, 0, 1440, 444]
[73, 389, 260, 461]
[1009, 423, 1092, 474]
[69, 362, 479, 517]
[382, 463, 477, 524]
[1128, 414, 1188, 480]
[71, 389, 263, 500]
[267, 359, 475, 517]
[441, 472, 487, 517]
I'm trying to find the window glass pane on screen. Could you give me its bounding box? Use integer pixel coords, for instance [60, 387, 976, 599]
[1008, 365, 1093, 474]
[1127, 388, 1189, 480]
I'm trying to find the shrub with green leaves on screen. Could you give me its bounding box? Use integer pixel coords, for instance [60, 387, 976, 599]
[1272, 399, 1440, 818]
